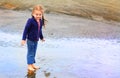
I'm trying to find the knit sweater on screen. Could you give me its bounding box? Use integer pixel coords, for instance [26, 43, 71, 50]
[22, 17, 44, 41]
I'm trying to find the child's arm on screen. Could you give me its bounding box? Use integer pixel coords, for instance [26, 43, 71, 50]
[21, 19, 31, 46]
[39, 30, 45, 42]
[22, 19, 31, 40]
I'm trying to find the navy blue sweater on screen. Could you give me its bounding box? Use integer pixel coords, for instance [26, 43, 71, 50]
[22, 17, 44, 41]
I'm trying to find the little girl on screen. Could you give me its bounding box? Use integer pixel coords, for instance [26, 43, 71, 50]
[21, 5, 46, 71]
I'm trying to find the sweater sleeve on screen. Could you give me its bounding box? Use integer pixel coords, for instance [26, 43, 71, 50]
[22, 19, 31, 40]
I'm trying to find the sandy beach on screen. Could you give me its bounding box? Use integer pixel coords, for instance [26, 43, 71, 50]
[0, 9, 120, 78]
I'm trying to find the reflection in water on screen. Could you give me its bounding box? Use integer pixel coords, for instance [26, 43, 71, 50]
[26, 70, 51, 78]
[27, 70, 36, 78]
[44, 71, 51, 78]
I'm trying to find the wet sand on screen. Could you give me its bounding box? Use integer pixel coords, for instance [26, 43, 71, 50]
[0, 9, 120, 78]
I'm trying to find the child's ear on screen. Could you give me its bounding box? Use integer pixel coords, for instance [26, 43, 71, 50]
[31, 14, 34, 17]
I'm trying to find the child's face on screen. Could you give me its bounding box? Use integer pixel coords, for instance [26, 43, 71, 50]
[32, 10, 42, 20]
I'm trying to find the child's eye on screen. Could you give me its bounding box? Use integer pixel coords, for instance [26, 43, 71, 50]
[39, 14, 42, 15]
[36, 14, 42, 16]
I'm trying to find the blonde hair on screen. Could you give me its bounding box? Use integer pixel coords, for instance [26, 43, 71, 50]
[32, 5, 44, 15]
[32, 5, 47, 28]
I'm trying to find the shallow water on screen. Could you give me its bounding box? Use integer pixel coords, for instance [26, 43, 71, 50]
[0, 31, 120, 78]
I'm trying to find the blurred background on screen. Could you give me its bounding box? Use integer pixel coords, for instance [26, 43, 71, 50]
[0, 0, 120, 22]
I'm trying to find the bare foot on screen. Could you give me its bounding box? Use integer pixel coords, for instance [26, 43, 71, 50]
[32, 64, 40, 70]
[28, 65, 35, 71]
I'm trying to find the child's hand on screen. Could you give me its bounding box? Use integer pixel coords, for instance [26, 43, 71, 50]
[21, 40, 26, 46]
[41, 39, 45, 42]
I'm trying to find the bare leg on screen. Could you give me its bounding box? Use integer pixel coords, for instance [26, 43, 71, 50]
[32, 64, 40, 70]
